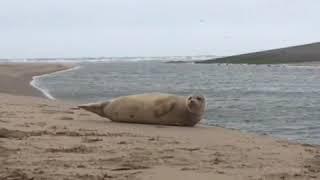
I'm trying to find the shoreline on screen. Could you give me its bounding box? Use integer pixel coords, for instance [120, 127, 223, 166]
[0, 63, 75, 98]
[30, 65, 81, 100]
[1, 63, 320, 179]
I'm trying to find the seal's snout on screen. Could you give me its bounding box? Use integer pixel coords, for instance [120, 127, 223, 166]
[186, 95, 207, 114]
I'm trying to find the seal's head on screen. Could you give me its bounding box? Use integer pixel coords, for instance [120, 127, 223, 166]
[186, 95, 206, 114]
[78, 101, 110, 117]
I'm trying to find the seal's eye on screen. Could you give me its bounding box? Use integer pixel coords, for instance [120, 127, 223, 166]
[196, 97, 202, 101]
[188, 96, 192, 100]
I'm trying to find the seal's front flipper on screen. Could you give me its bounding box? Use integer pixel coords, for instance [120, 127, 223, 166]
[153, 97, 176, 118]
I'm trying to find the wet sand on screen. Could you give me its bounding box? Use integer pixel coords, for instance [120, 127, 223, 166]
[0, 63, 74, 97]
[0, 63, 320, 180]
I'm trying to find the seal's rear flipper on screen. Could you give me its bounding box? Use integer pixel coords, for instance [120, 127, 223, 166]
[70, 107, 81, 110]
[78, 102, 105, 117]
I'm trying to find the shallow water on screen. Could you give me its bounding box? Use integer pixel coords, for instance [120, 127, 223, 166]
[35, 61, 320, 144]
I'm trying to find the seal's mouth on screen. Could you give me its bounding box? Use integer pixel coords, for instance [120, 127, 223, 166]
[187, 102, 201, 114]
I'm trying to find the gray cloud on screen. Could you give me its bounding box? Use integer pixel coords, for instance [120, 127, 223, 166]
[0, 0, 319, 58]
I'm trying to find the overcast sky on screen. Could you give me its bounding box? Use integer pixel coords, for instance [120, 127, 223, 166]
[1, 0, 319, 58]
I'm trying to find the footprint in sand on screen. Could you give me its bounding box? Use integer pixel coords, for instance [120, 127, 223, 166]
[0, 128, 30, 139]
[41, 110, 74, 114]
[79, 113, 91, 116]
[0, 145, 14, 157]
[46, 145, 94, 153]
[111, 163, 150, 171]
[82, 137, 103, 143]
[177, 147, 201, 152]
[0, 169, 32, 180]
[0, 119, 9, 123]
[59, 116, 74, 121]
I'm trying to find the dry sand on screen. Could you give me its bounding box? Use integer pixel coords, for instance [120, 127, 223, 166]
[0, 63, 320, 180]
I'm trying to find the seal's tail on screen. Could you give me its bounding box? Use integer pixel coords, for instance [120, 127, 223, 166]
[78, 102, 107, 117]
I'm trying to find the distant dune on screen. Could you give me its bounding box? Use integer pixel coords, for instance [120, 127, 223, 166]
[196, 42, 320, 64]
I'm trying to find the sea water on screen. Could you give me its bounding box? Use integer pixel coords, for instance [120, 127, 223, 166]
[32, 59, 320, 145]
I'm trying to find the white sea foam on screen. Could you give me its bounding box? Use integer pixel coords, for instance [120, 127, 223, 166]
[30, 66, 81, 100]
[285, 64, 320, 69]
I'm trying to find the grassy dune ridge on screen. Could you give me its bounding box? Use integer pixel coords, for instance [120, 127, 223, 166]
[196, 42, 320, 64]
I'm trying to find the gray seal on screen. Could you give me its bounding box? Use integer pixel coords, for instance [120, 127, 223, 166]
[78, 93, 206, 127]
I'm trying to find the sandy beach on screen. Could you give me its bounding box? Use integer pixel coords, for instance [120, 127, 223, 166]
[0, 63, 74, 97]
[0, 63, 320, 180]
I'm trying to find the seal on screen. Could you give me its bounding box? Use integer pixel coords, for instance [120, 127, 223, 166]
[78, 93, 206, 126]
